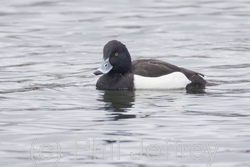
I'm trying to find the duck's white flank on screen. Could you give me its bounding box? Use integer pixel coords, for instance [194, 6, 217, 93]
[134, 72, 191, 89]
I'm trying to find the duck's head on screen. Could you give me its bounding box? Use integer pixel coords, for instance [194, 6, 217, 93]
[94, 40, 132, 75]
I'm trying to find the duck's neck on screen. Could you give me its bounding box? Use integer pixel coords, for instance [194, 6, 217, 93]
[109, 63, 132, 75]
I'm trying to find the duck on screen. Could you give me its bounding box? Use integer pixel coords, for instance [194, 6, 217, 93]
[94, 40, 206, 92]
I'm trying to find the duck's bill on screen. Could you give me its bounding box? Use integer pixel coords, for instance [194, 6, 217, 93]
[94, 58, 113, 75]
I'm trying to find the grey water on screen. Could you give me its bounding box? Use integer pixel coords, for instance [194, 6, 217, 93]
[0, 0, 250, 167]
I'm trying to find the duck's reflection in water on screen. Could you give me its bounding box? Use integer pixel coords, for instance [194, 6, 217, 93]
[99, 90, 135, 120]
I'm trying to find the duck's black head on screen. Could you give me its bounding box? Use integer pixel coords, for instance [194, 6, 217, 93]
[94, 40, 132, 75]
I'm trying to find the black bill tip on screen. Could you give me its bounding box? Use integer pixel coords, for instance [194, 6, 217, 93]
[94, 70, 103, 75]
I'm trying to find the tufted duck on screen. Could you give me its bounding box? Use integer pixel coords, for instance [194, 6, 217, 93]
[94, 40, 206, 92]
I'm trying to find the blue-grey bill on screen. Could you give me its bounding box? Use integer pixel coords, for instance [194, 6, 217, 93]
[94, 58, 113, 75]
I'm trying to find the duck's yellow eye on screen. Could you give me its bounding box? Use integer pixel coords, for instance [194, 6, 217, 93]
[115, 52, 119, 57]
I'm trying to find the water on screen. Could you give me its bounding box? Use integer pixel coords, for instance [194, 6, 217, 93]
[0, 0, 250, 166]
